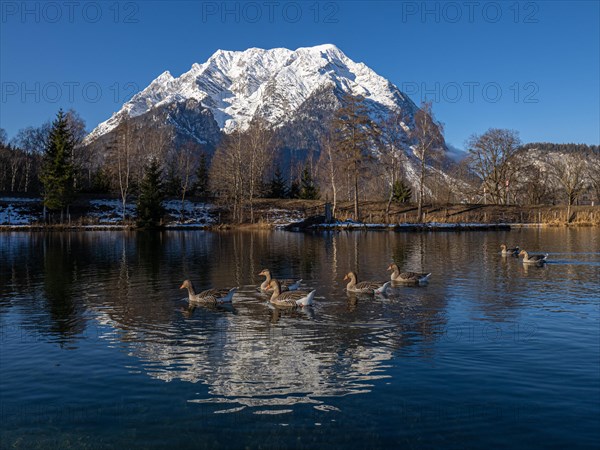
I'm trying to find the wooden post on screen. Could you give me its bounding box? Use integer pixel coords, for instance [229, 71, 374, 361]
[324, 202, 332, 223]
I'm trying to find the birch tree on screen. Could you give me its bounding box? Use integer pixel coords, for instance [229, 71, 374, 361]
[109, 117, 136, 222]
[408, 101, 445, 222]
[317, 132, 341, 218]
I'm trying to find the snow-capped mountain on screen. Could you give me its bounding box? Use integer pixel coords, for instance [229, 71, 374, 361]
[85, 44, 421, 145]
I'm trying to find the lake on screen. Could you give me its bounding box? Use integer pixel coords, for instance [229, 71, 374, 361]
[1, 228, 599, 449]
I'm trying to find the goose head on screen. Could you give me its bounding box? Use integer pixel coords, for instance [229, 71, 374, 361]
[258, 269, 271, 277]
[343, 272, 357, 282]
[180, 279, 193, 290]
[387, 263, 399, 272]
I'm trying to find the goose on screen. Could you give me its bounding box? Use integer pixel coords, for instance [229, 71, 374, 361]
[344, 271, 391, 294]
[258, 269, 302, 292]
[500, 244, 520, 256]
[180, 280, 237, 304]
[387, 263, 431, 284]
[519, 250, 548, 264]
[268, 279, 315, 307]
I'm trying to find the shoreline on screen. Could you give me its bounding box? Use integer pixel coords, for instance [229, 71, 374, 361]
[2, 196, 599, 231]
[1, 221, 598, 232]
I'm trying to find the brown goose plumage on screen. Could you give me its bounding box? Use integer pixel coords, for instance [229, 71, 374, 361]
[180, 280, 237, 304]
[258, 269, 302, 292]
[518, 250, 548, 264]
[344, 272, 390, 294]
[268, 279, 315, 307]
[387, 264, 431, 284]
[500, 244, 520, 256]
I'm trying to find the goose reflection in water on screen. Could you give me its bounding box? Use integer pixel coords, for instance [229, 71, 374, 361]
[91, 291, 415, 414]
[269, 303, 315, 324]
[181, 302, 237, 319]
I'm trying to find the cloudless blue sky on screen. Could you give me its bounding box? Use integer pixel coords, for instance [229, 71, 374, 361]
[1, 1, 598, 148]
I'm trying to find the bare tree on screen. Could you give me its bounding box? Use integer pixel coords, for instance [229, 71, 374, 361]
[332, 94, 378, 221]
[587, 148, 600, 204]
[465, 128, 521, 206]
[64, 109, 87, 190]
[0, 128, 7, 147]
[175, 142, 199, 222]
[246, 118, 277, 223]
[108, 117, 136, 222]
[210, 120, 276, 223]
[317, 132, 342, 218]
[408, 101, 445, 222]
[378, 110, 411, 221]
[511, 152, 553, 205]
[210, 131, 245, 223]
[12, 124, 50, 192]
[547, 152, 588, 222]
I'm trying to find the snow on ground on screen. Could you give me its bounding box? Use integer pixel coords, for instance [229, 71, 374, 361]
[265, 208, 305, 227]
[0, 203, 37, 225]
[89, 198, 217, 226]
[88, 199, 137, 223]
[0, 197, 41, 225]
[163, 200, 217, 226]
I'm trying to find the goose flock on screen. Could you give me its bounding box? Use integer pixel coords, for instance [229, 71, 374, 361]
[179, 245, 549, 310]
[180, 263, 432, 311]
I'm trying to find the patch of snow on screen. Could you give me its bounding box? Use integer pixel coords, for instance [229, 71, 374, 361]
[0, 204, 34, 225]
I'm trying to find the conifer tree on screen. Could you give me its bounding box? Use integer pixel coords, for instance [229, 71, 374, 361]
[268, 165, 288, 198]
[193, 151, 210, 197]
[392, 180, 412, 203]
[136, 158, 165, 228]
[288, 180, 301, 199]
[40, 109, 75, 219]
[299, 166, 320, 200]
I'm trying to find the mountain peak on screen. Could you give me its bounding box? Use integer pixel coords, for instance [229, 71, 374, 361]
[86, 44, 417, 140]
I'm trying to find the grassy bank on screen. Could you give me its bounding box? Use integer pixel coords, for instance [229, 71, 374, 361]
[243, 200, 600, 227]
[1, 194, 599, 229]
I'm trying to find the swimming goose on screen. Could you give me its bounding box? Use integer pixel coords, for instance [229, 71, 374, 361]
[268, 279, 315, 307]
[258, 269, 302, 292]
[500, 244, 520, 256]
[518, 250, 548, 264]
[344, 271, 391, 294]
[180, 280, 237, 304]
[387, 264, 431, 284]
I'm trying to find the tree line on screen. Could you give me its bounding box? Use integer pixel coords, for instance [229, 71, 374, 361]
[1, 95, 598, 225]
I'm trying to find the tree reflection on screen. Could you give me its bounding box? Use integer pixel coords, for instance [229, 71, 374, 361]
[40, 233, 86, 344]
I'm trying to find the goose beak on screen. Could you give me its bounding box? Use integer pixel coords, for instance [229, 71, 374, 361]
[343, 274, 348, 280]
[386, 265, 392, 271]
[179, 283, 185, 289]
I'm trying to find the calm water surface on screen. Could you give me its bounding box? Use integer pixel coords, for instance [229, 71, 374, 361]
[1, 229, 599, 449]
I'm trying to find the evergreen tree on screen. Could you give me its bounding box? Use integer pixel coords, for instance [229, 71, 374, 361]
[299, 166, 320, 200]
[40, 109, 76, 218]
[268, 165, 288, 198]
[136, 158, 165, 228]
[288, 180, 301, 199]
[164, 162, 182, 196]
[392, 180, 412, 203]
[193, 152, 210, 197]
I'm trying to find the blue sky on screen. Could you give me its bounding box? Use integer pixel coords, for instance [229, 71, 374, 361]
[1, 1, 598, 148]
